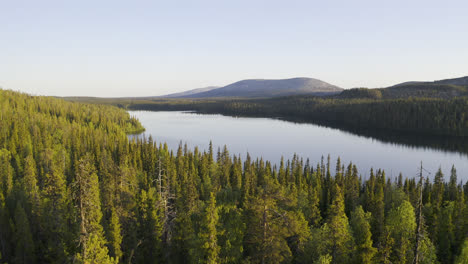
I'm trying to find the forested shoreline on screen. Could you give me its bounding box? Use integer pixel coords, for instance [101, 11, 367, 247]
[2, 89, 468, 263]
[123, 96, 468, 138]
[64, 84, 468, 138]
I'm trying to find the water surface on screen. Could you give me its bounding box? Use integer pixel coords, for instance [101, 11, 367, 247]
[129, 111, 468, 181]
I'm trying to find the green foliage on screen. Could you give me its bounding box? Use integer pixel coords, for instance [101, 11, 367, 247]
[193, 192, 220, 264]
[385, 200, 416, 264]
[73, 154, 111, 262]
[437, 202, 456, 264]
[419, 234, 439, 264]
[324, 184, 353, 263]
[217, 205, 245, 263]
[314, 254, 332, 264]
[0, 89, 467, 264]
[14, 201, 35, 263]
[91, 90, 468, 137]
[134, 188, 163, 263]
[75, 233, 115, 264]
[107, 207, 123, 262]
[455, 238, 468, 264]
[350, 206, 376, 264]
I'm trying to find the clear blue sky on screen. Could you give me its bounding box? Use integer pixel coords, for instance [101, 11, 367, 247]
[1, 0, 467, 97]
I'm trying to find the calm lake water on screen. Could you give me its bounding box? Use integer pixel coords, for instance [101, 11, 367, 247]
[129, 111, 468, 181]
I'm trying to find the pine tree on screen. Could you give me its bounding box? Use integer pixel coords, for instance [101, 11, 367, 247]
[350, 206, 376, 264]
[418, 233, 438, 264]
[371, 184, 385, 246]
[430, 168, 445, 239]
[326, 184, 353, 263]
[437, 202, 455, 264]
[0, 149, 13, 201]
[230, 155, 243, 201]
[218, 205, 245, 264]
[344, 163, 360, 216]
[73, 154, 112, 262]
[244, 176, 303, 264]
[75, 233, 115, 264]
[106, 207, 123, 262]
[21, 154, 40, 209]
[13, 201, 35, 264]
[134, 187, 163, 264]
[448, 165, 458, 201]
[385, 200, 416, 264]
[0, 185, 13, 263]
[196, 192, 220, 264]
[314, 254, 332, 264]
[40, 148, 69, 262]
[455, 238, 468, 264]
[453, 187, 468, 258]
[307, 185, 322, 227]
[245, 189, 290, 263]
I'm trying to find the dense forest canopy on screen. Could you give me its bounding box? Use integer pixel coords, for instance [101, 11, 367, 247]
[1, 89, 468, 263]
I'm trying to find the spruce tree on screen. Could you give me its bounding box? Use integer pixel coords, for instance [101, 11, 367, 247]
[455, 238, 468, 264]
[448, 165, 458, 201]
[196, 192, 220, 264]
[385, 200, 416, 264]
[135, 187, 163, 264]
[40, 149, 69, 262]
[13, 201, 35, 264]
[73, 154, 112, 263]
[326, 184, 353, 263]
[350, 206, 376, 264]
[218, 205, 245, 264]
[106, 207, 123, 262]
[437, 202, 455, 264]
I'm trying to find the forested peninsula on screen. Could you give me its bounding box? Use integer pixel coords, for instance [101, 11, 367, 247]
[2, 89, 468, 263]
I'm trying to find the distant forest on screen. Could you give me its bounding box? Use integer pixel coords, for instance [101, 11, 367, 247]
[67, 84, 468, 138]
[2, 89, 468, 263]
[125, 96, 468, 136]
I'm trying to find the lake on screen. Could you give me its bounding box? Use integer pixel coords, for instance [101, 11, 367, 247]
[129, 111, 468, 181]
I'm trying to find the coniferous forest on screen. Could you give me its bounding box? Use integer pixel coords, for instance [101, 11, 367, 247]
[120, 95, 468, 137]
[2, 89, 468, 264]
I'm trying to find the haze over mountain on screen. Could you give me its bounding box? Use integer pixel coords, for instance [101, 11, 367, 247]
[435, 76, 468, 86]
[335, 75, 468, 100]
[167, 77, 343, 98]
[63, 75, 468, 101]
[159, 86, 220, 98]
[391, 75, 468, 87]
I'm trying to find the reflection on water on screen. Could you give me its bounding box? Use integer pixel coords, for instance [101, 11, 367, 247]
[129, 111, 468, 181]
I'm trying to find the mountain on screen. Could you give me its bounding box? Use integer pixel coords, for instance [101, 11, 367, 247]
[160, 86, 220, 98]
[337, 77, 468, 100]
[391, 76, 468, 87]
[374, 75, 468, 99]
[178, 77, 343, 98]
[382, 83, 468, 99]
[390, 81, 426, 87]
[435, 76, 468, 86]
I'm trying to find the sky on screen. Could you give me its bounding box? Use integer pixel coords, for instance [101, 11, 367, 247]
[1, 0, 467, 97]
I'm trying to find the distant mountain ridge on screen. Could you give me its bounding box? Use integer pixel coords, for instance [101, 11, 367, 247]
[391, 76, 468, 87]
[63, 75, 468, 101]
[160, 86, 220, 98]
[167, 77, 343, 98]
[335, 75, 468, 100]
[435, 76, 468, 86]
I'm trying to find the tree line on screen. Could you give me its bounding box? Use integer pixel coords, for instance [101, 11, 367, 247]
[121, 94, 468, 138]
[1, 89, 468, 263]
